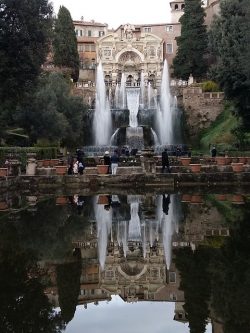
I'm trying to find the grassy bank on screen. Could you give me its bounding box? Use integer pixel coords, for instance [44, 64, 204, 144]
[196, 103, 238, 154]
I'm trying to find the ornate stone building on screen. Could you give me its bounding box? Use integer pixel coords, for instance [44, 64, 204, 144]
[96, 24, 164, 88]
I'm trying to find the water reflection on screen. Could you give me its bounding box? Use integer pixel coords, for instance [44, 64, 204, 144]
[0, 191, 249, 332]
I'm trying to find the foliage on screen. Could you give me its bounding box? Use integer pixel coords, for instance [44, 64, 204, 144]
[207, 194, 244, 226]
[0, 146, 58, 168]
[174, 247, 212, 333]
[208, 0, 250, 127]
[201, 81, 219, 92]
[16, 72, 87, 146]
[56, 256, 82, 323]
[210, 205, 250, 333]
[0, 0, 53, 136]
[53, 6, 79, 82]
[173, 0, 208, 80]
[0, 225, 65, 333]
[198, 102, 238, 151]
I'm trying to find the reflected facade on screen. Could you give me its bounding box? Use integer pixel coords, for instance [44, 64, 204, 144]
[0, 191, 249, 333]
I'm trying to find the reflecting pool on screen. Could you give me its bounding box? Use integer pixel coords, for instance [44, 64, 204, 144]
[0, 191, 249, 333]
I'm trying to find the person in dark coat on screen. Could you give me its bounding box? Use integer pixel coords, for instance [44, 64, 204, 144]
[162, 194, 170, 215]
[103, 151, 111, 174]
[76, 148, 84, 163]
[162, 148, 171, 173]
[211, 146, 217, 158]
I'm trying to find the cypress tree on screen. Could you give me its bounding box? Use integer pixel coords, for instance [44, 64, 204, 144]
[53, 6, 79, 82]
[209, 0, 250, 127]
[173, 0, 208, 80]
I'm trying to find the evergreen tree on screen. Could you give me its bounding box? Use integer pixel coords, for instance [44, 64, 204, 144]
[53, 6, 79, 82]
[16, 72, 87, 145]
[210, 204, 250, 333]
[173, 0, 208, 80]
[56, 256, 82, 323]
[0, 0, 53, 134]
[209, 0, 250, 127]
[175, 247, 212, 333]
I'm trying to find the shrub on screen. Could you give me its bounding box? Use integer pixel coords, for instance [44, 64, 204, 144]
[201, 81, 220, 92]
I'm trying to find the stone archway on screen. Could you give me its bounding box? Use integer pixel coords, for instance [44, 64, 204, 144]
[115, 48, 144, 64]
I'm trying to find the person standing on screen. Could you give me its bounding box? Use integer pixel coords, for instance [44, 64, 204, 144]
[103, 151, 111, 174]
[211, 145, 217, 158]
[78, 161, 85, 175]
[111, 150, 119, 175]
[162, 148, 171, 173]
[162, 194, 170, 215]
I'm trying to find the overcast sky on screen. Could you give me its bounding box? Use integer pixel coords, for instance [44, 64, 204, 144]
[51, 0, 172, 29]
[63, 296, 212, 333]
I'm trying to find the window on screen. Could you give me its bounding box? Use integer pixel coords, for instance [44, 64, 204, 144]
[149, 47, 156, 57]
[80, 289, 86, 296]
[170, 293, 177, 301]
[103, 49, 111, 57]
[78, 44, 84, 52]
[166, 43, 173, 54]
[80, 30, 83, 36]
[105, 270, 114, 278]
[169, 272, 176, 283]
[175, 4, 179, 10]
[75, 29, 79, 36]
[166, 25, 173, 32]
[99, 31, 105, 37]
[87, 30, 92, 37]
[144, 27, 152, 33]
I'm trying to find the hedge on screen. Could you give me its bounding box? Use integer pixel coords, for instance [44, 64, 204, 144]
[0, 147, 58, 169]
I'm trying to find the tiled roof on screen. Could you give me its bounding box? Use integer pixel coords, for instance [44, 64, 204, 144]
[74, 20, 108, 27]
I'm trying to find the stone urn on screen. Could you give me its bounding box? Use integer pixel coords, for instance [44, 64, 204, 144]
[56, 196, 68, 205]
[231, 194, 245, 204]
[140, 148, 156, 174]
[26, 157, 37, 176]
[181, 194, 192, 202]
[42, 159, 51, 167]
[0, 168, 8, 177]
[97, 195, 110, 205]
[180, 157, 191, 166]
[216, 194, 227, 201]
[231, 162, 244, 173]
[190, 164, 201, 173]
[190, 195, 203, 204]
[50, 159, 60, 167]
[238, 157, 246, 164]
[97, 165, 109, 175]
[0, 201, 9, 211]
[216, 156, 227, 165]
[55, 165, 67, 175]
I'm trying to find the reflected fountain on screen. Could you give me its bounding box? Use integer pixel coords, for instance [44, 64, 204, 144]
[94, 194, 180, 270]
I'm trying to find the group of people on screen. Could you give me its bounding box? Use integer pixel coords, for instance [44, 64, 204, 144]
[67, 149, 85, 175]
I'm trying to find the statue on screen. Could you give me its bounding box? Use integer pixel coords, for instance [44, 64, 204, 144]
[124, 24, 135, 41]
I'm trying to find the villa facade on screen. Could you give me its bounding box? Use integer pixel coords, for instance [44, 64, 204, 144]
[74, 0, 220, 88]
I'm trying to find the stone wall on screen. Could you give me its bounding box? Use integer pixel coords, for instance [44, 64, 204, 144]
[205, 0, 220, 27]
[182, 87, 224, 140]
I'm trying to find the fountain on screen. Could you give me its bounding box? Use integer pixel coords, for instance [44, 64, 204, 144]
[156, 59, 174, 145]
[93, 62, 112, 145]
[89, 59, 183, 156]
